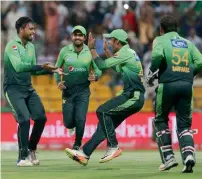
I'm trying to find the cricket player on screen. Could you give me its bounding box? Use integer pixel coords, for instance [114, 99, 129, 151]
[146, 15, 202, 173]
[64, 29, 145, 165]
[3, 17, 62, 167]
[54, 26, 102, 151]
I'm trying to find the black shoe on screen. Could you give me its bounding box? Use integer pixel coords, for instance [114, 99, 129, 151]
[72, 145, 80, 151]
[182, 155, 195, 173]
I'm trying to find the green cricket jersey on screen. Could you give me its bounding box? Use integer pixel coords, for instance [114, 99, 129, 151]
[3, 36, 49, 91]
[94, 44, 145, 93]
[150, 32, 202, 84]
[54, 44, 102, 89]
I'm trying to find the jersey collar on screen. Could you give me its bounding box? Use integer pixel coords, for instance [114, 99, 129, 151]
[15, 35, 30, 48]
[15, 35, 23, 44]
[164, 32, 179, 38]
[119, 44, 129, 52]
[69, 44, 89, 52]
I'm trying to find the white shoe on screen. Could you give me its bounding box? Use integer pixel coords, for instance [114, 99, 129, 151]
[182, 155, 195, 173]
[17, 158, 33, 167]
[65, 148, 89, 166]
[28, 150, 40, 165]
[99, 147, 122, 163]
[159, 156, 178, 171]
[68, 128, 75, 137]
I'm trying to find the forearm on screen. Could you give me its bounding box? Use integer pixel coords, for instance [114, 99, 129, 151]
[15, 64, 43, 73]
[54, 73, 61, 84]
[104, 49, 113, 58]
[90, 49, 99, 59]
[94, 56, 107, 69]
[32, 69, 53, 76]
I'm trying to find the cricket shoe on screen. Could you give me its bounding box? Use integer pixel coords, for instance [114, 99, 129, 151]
[99, 147, 122, 163]
[68, 128, 75, 137]
[182, 155, 195, 173]
[159, 155, 178, 171]
[65, 148, 89, 166]
[28, 150, 40, 165]
[17, 158, 33, 167]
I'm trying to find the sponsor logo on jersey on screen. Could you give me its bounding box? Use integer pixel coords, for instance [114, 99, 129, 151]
[12, 45, 17, 50]
[68, 66, 74, 72]
[68, 66, 86, 73]
[171, 39, 188, 48]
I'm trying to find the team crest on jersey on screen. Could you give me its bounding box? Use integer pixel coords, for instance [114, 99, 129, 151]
[171, 39, 188, 48]
[84, 58, 90, 63]
[12, 45, 17, 50]
[114, 53, 119, 58]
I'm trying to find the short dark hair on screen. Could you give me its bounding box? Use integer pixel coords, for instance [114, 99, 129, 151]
[160, 15, 178, 33]
[15, 17, 35, 33]
[113, 38, 128, 46]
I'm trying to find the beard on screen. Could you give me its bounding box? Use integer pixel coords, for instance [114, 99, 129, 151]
[73, 42, 83, 48]
[24, 34, 33, 42]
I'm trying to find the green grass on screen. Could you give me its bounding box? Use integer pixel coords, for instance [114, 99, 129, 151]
[1, 151, 202, 179]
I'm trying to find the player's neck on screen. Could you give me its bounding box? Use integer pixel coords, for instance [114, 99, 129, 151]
[19, 34, 27, 47]
[73, 44, 83, 53]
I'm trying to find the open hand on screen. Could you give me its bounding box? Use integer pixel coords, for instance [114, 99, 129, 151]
[52, 68, 68, 75]
[103, 36, 109, 51]
[58, 81, 66, 90]
[88, 32, 96, 49]
[88, 72, 97, 82]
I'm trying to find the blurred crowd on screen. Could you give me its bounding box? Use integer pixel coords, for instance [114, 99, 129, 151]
[1, 1, 202, 109]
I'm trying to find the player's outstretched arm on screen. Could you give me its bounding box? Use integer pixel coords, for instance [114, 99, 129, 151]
[54, 48, 65, 85]
[191, 44, 202, 76]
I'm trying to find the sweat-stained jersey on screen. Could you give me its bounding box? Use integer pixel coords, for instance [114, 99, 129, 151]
[3, 36, 48, 91]
[54, 44, 102, 89]
[150, 32, 202, 84]
[94, 44, 145, 93]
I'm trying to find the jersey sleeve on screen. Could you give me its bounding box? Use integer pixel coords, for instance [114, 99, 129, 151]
[54, 48, 65, 84]
[94, 52, 132, 70]
[149, 37, 164, 73]
[191, 43, 202, 75]
[6, 43, 42, 73]
[91, 60, 102, 78]
[31, 47, 52, 75]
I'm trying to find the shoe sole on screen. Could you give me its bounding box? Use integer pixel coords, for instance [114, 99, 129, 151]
[65, 149, 88, 166]
[32, 162, 40, 165]
[99, 149, 123, 163]
[182, 160, 195, 173]
[17, 164, 33, 167]
[159, 162, 178, 171]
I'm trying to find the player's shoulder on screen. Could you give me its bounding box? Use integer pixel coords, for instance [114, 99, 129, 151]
[5, 40, 19, 52]
[179, 36, 193, 47]
[115, 45, 133, 58]
[60, 45, 70, 53]
[27, 41, 35, 48]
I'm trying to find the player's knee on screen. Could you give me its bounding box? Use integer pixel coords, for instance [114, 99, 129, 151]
[32, 115, 47, 122]
[63, 120, 74, 129]
[96, 105, 105, 115]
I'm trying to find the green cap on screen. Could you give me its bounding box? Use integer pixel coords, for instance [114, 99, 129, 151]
[103, 29, 128, 43]
[72, 25, 87, 36]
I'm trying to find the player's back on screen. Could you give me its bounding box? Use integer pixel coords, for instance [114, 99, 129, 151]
[156, 32, 196, 84]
